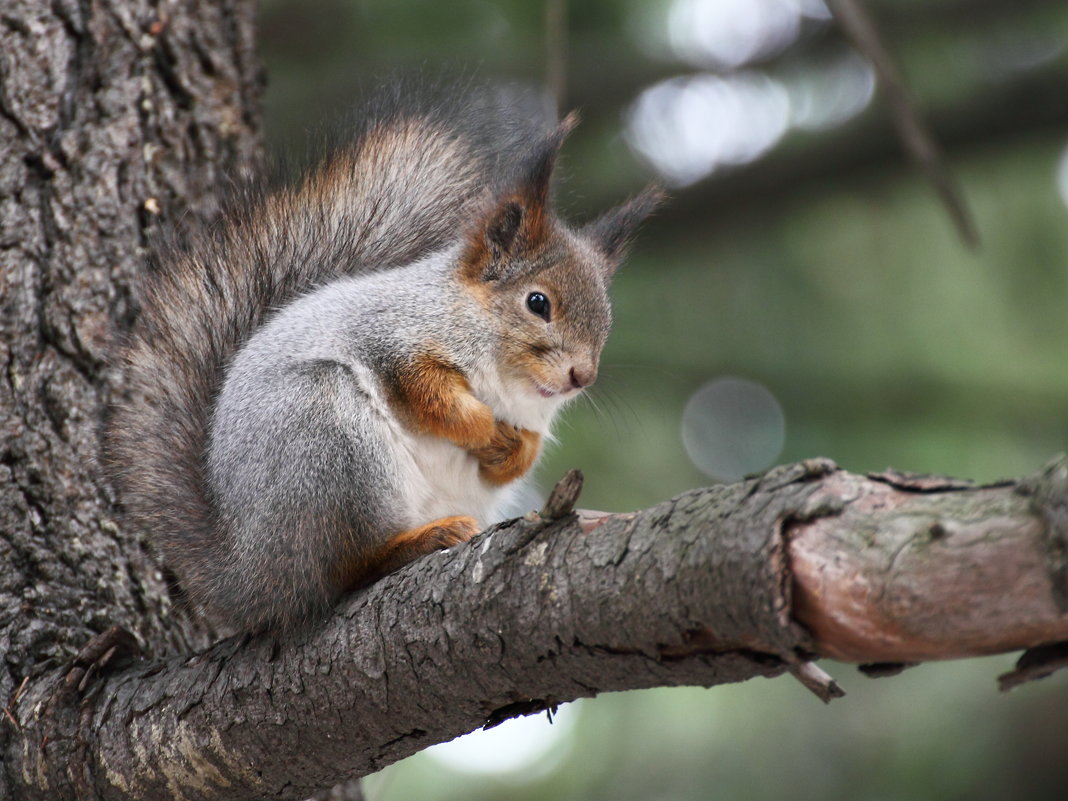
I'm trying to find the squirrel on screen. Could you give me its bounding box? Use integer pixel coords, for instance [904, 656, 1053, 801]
[106, 87, 661, 633]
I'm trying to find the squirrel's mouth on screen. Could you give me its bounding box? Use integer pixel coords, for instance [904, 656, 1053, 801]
[532, 379, 582, 399]
[532, 380, 559, 399]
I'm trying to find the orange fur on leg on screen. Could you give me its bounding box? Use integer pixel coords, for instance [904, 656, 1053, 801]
[469, 421, 541, 486]
[340, 515, 480, 590]
[387, 352, 496, 449]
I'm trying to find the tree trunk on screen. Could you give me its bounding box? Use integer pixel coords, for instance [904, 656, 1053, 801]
[0, 0, 261, 797]
[3, 3, 1068, 801]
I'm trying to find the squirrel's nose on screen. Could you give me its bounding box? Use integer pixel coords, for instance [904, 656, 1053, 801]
[568, 365, 596, 390]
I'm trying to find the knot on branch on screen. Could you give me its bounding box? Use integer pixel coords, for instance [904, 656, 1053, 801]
[540, 469, 584, 520]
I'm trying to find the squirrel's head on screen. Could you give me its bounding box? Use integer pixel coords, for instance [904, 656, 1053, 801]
[458, 113, 662, 405]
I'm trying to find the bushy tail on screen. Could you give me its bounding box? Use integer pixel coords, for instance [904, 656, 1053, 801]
[106, 85, 548, 630]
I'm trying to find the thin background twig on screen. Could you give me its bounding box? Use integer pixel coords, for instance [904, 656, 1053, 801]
[827, 0, 981, 249]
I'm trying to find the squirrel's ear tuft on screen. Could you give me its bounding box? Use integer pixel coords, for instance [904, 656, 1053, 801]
[460, 113, 579, 283]
[582, 185, 665, 272]
[513, 111, 579, 220]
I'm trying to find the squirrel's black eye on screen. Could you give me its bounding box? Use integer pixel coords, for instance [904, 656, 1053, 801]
[526, 292, 551, 322]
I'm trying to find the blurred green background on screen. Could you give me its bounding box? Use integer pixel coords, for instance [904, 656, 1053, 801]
[259, 0, 1068, 798]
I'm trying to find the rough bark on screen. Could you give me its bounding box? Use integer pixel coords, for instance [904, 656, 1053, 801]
[791, 463, 1068, 662]
[5, 459, 1068, 800]
[0, 0, 262, 798]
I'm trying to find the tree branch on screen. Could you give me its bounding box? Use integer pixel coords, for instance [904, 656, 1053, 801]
[791, 459, 1068, 662]
[8, 458, 1068, 801]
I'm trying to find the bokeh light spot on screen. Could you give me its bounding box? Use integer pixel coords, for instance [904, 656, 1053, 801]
[663, 0, 829, 70]
[681, 377, 786, 481]
[667, 0, 802, 70]
[626, 72, 791, 186]
[786, 49, 876, 131]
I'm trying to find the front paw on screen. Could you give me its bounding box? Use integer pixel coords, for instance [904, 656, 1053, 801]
[469, 421, 541, 485]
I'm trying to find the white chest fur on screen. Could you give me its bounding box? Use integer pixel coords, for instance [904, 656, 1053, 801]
[398, 433, 513, 527]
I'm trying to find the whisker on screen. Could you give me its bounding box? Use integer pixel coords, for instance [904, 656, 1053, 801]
[583, 388, 637, 441]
